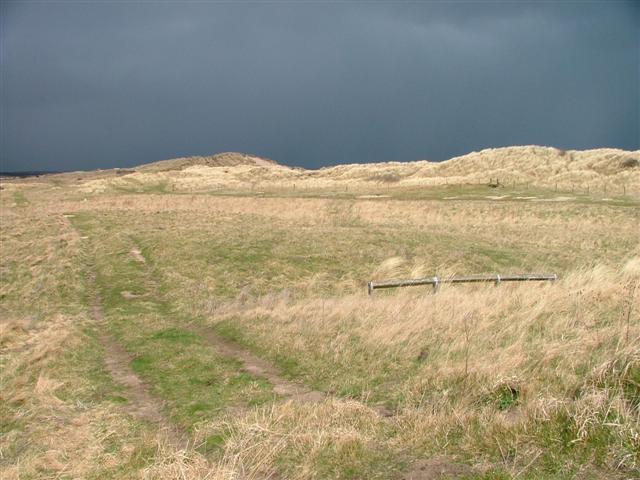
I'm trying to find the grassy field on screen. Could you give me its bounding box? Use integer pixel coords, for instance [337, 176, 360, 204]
[1, 172, 639, 479]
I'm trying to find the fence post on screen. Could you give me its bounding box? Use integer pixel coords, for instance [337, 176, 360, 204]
[368, 273, 558, 294]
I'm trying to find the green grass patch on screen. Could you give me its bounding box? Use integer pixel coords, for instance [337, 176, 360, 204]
[213, 320, 248, 345]
[151, 327, 199, 345]
[197, 431, 230, 455]
[12, 190, 29, 206]
[54, 324, 126, 403]
[130, 354, 154, 373]
[494, 385, 520, 411]
[107, 395, 129, 403]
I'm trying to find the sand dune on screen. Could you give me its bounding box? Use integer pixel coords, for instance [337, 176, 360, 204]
[29, 146, 638, 195]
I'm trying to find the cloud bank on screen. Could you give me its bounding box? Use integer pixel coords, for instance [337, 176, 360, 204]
[1, 1, 638, 170]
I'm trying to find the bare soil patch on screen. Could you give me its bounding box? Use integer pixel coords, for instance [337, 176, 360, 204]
[91, 297, 184, 445]
[486, 195, 508, 200]
[120, 290, 144, 299]
[130, 248, 146, 263]
[399, 457, 473, 480]
[533, 195, 574, 202]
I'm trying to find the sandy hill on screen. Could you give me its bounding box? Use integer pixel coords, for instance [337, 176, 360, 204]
[136, 152, 278, 172]
[317, 146, 639, 183]
[22, 145, 635, 195]
[0, 152, 280, 188]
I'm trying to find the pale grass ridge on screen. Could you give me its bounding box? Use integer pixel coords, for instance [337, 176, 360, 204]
[65, 145, 640, 195]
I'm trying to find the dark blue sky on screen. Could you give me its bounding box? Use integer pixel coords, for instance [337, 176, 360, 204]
[1, 1, 638, 171]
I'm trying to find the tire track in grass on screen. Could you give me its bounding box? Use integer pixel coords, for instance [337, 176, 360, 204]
[190, 323, 394, 416]
[188, 323, 326, 404]
[128, 238, 397, 415]
[91, 290, 185, 446]
[64, 214, 186, 447]
[128, 239, 327, 404]
[70, 217, 280, 436]
[80, 213, 390, 426]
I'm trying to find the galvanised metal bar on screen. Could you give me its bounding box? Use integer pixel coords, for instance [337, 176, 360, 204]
[367, 273, 557, 295]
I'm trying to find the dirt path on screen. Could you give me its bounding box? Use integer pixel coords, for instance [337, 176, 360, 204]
[124, 238, 393, 415]
[398, 457, 473, 480]
[193, 325, 395, 416]
[123, 238, 326, 404]
[190, 324, 326, 403]
[62, 215, 184, 445]
[91, 295, 186, 446]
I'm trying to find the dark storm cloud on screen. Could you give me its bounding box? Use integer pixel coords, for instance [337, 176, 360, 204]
[1, 1, 638, 171]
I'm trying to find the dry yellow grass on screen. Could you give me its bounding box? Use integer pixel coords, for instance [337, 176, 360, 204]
[1, 147, 639, 478]
[173, 261, 638, 478]
[0, 198, 204, 479]
[63, 146, 640, 195]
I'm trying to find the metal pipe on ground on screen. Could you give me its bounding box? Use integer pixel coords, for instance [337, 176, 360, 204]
[367, 273, 558, 295]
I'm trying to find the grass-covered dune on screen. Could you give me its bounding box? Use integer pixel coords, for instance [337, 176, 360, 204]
[1, 150, 639, 479]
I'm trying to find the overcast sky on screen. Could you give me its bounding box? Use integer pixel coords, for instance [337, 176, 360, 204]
[1, 1, 638, 171]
